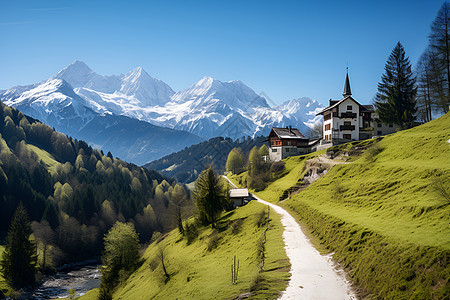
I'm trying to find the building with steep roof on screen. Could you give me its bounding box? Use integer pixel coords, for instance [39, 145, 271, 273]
[267, 126, 314, 161]
[316, 71, 399, 146]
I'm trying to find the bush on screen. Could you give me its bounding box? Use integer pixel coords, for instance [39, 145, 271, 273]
[184, 220, 199, 245]
[206, 230, 221, 252]
[256, 210, 269, 228]
[366, 144, 384, 162]
[269, 161, 285, 174]
[230, 218, 244, 235]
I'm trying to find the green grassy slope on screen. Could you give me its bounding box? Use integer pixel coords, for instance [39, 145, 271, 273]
[83, 201, 290, 300]
[0, 245, 13, 297]
[232, 113, 450, 299]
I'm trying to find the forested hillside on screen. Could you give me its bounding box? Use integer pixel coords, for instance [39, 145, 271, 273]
[144, 136, 265, 183]
[0, 100, 190, 266]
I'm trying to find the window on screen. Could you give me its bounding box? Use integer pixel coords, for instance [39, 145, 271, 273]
[389, 124, 393, 127]
[377, 123, 382, 128]
[343, 134, 351, 140]
[377, 131, 382, 135]
[325, 124, 331, 131]
[272, 148, 277, 152]
[347, 105, 352, 110]
[286, 148, 289, 153]
[324, 113, 331, 121]
[344, 121, 351, 126]
[287, 141, 291, 146]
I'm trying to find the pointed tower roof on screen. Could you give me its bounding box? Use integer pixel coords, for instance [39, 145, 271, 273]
[343, 69, 352, 97]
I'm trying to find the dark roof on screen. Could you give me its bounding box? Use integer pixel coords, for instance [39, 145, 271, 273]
[343, 72, 352, 96]
[270, 127, 307, 140]
[316, 96, 360, 115]
[361, 105, 374, 112]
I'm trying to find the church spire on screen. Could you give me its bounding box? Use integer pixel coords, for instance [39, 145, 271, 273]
[343, 67, 352, 97]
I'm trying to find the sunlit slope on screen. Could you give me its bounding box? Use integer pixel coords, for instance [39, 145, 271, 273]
[279, 113, 449, 299]
[292, 113, 450, 248]
[82, 201, 290, 300]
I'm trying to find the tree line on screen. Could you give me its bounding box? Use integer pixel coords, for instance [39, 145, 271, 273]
[376, 2, 449, 127]
[144, 136, 266, 183]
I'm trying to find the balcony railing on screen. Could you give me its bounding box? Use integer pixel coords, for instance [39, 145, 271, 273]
[340, 125, 355, 131]
[340, 112, 357, 118]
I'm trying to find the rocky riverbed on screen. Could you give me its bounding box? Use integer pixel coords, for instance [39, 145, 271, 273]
[31, 265, 101, 299]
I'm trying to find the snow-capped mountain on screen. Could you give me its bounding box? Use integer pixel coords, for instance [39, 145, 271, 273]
[0, 75, 202, 165]
[1, 79, 96, 137]
[0, 60, 323, 163]
[53, 60, 175, 113]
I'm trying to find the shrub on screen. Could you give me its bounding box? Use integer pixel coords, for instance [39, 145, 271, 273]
[269, 161, 285, 174]
[206, 230, 221, 252]
[366, 144, 384, 162]
[184, 220, 199, 245]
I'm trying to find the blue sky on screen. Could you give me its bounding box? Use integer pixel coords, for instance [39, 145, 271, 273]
[0, 0, 444, 106]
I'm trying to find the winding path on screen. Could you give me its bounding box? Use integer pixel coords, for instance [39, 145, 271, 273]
[223, 176, 356, 300]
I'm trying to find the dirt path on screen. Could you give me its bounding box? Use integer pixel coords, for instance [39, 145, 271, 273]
[223, 176, 356, 300]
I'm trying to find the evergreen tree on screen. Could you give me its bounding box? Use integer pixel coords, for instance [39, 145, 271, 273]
[193, 167, 228, 228]
[375, 42, 417, 128]
[0, 202, 37, 289]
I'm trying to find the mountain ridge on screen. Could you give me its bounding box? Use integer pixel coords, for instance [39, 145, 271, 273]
[1, 60, 323, 164]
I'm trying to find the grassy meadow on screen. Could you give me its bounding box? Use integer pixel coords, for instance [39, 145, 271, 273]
[230, 113, 450, 299]
[81, 200, 290, 300]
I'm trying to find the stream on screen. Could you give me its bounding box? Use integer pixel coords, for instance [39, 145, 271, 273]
[31, 265, 101, 299]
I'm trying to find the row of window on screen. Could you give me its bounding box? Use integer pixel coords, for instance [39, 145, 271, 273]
[271, 140, 298, 146]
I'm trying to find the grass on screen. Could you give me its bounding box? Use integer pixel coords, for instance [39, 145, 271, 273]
[228, 150, 325, 203]
[240, 113, 450, 299]
[27, 144, 62, 175]
[81, 201, 290, 300]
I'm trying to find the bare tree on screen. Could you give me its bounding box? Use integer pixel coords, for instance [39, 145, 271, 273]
[157, 244, 170, 282]
[416, 51, 434, 122]
[307, 121, 323, 139]
[169, 184, 188, 235]
[31, 220, 56, 271]
[428, 2, 450, 113]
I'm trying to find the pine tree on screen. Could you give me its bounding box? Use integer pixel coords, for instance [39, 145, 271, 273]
[193, 167, 228, 228]
[0, 202, 37, 289]
[375, 42, 417, 128]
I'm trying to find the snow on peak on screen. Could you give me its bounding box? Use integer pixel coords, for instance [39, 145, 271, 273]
[119, 67, 175, 106]
[1, 60, 324, 141]
[52, 60, 95, 88]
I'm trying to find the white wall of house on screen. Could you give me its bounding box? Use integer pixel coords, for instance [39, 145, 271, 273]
[323, 112, 333, 141]
[322, 98, 360, 141]
[373, 119, 399, 136]
[269, 145, 310, 162]
[269, 146, 282, 162]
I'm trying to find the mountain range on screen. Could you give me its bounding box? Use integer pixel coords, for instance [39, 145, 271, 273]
[0, 60, 323, 164]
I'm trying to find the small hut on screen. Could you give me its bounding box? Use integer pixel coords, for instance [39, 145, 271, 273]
[229, 188, 252, 208]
